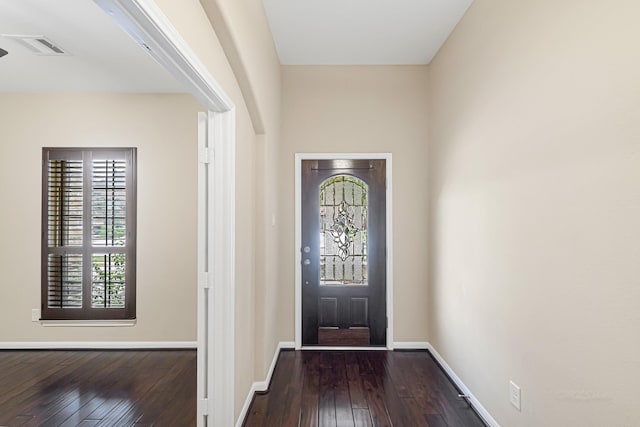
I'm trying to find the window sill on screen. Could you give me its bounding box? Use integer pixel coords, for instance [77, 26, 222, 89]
[39, 319, 137, 327]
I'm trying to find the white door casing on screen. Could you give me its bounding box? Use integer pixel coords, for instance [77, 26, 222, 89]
[295, 153, 394, 351]
[95, 1, 236, 425]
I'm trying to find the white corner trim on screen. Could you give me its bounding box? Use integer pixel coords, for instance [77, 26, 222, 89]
[94, 2, 236, 427]
[210, 108, 236, 427]
[294, 155, 303, 349]
[393, 341, 430, 350]
[94, 0, 234, 112]
[235, 341, 295, 427]
[385, 156, 394, 350]
[427, 343, 500, 427]
[0, 341, 197, 350]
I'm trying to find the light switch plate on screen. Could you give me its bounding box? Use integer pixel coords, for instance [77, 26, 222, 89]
[31, 308, 40, 322]
[510, 380, 521, 411]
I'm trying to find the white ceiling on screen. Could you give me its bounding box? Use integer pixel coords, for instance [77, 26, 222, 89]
[0, 0, 474, 93]
[0, 0, 185, 92]
[263, 0, 473, 65]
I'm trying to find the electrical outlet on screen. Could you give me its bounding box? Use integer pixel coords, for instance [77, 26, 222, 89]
[510, 380, 521, 411]
[31, 309, 40, 322]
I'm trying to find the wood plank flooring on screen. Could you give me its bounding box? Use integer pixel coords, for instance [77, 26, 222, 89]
[243, 350, 487, 427]
[0, 350, 196, 427]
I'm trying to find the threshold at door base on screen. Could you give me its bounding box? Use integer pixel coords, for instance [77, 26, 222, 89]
[300, 346, 389, 351]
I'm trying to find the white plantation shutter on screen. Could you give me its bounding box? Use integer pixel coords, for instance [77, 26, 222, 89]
[42, 148, 136, 320]
[47, 254, 83, 308]
[46, 156, 84, 308]
[92, 159, 127, 247]
[47, 159, 83, 247]
[91, 158, 128, 309]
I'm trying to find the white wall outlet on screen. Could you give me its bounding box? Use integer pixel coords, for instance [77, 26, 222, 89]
[510, 380, 521, 411]
[31, 308, 40, 322]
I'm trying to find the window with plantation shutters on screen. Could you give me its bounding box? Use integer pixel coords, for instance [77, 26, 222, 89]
[42, 148, 136, 320]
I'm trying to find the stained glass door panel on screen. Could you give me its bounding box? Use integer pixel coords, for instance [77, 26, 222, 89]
[320, 175, 368, 286]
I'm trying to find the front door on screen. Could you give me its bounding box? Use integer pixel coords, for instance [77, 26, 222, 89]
[301, 159, 386, 346]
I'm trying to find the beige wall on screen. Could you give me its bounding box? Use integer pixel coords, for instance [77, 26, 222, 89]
[154, 0, 281, 420]
[0, 93, 201, 342]
[0, 0, 282, 421]
[200, 0, 284, 385]
[280, 66, 430, 343]
[428, 0, 640, 425]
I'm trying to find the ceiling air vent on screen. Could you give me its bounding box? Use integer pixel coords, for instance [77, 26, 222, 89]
[1, 35, 69, 56]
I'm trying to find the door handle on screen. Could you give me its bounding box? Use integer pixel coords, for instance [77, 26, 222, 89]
[303, 258, 310, 265]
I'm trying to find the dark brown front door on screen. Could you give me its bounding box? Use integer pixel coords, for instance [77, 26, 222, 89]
[302, 159, 386, 346]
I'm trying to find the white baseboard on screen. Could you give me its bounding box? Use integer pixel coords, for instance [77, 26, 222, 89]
[233, 340, 499, 427]
[235, 341, 295, 427]
[393, 341, 430, 350]
[256, 341, 295, 391]
[427, 343, 500, 427]
[236, 382, 260, 427]
[0, 341, 197, 349]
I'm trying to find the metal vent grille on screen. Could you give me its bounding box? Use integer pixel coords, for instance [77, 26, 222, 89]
[1, 35, 69, 55]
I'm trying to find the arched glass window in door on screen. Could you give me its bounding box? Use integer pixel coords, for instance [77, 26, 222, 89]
[319, 175, 368, 286]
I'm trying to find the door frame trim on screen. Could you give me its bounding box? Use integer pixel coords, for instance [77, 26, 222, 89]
[295, 153, 394, 350]
[97, 1, 236, 425]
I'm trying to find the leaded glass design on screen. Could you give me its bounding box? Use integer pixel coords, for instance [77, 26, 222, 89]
[320, 175, 368, 286]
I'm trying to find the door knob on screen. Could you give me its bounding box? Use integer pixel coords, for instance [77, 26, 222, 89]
[303, 259, 311, 265]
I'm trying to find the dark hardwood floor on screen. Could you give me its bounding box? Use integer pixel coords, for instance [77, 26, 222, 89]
[0, 350, 196, 427]
[243, 350, 487, 427]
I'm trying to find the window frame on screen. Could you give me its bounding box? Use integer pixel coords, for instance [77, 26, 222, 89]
[41, 147, 137, 320]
